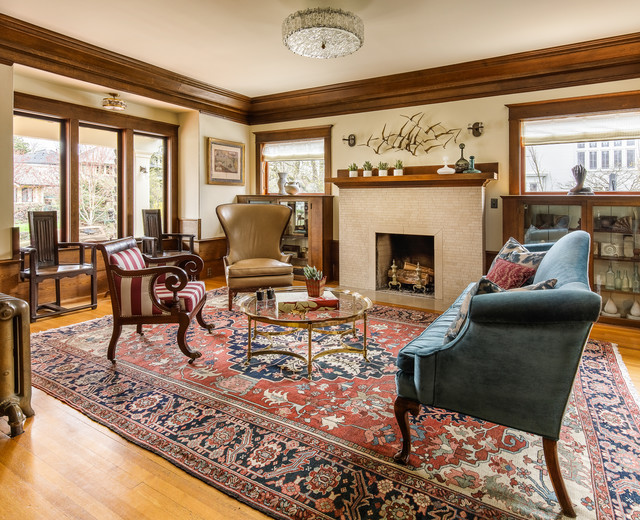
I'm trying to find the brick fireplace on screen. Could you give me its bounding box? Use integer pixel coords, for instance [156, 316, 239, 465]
[338, 186, 486, 305]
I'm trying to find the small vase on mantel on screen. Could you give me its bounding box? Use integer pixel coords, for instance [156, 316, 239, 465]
[455, 143, 469, 173]
[464, 155, 481, 174]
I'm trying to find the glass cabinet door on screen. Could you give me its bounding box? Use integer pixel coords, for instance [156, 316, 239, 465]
[523, 204, 582, 244]
[280, 200, 309, 277]
[592, 205, 640, 320]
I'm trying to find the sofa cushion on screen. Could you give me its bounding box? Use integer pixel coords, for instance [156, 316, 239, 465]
[486, 258, 537, 290]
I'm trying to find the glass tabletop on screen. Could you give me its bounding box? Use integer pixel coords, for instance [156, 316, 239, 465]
[237, 287, 372, 324]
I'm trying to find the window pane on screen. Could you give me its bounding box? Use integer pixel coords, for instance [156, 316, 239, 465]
[614, 150, 622, 168]
[627, 149, 636, 168]
[589, 151, 597, 169]
[13, 115, 62, 246]
[267, 159, 325, 194]
[133, 134, 165, 237]
[601, 150, 609, 169]
[79, 127, 118, 242]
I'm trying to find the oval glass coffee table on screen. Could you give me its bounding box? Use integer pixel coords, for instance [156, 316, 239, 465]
[237, 287, 373, 377]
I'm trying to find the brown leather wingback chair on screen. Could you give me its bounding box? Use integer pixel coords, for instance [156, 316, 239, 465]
[216, 203, 294, 310]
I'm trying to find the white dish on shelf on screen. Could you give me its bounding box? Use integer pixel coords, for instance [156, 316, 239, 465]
[601, 311, 621, 317]
[626, 314, 640, 320]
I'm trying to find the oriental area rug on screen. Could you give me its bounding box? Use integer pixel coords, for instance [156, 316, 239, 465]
[30, 289, 640, 520]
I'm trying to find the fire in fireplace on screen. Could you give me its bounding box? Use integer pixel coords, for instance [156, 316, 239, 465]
[375, 233, 435, 295]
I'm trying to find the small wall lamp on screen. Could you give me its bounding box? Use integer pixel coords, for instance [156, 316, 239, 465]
[467, 122, 484, 137]
[343, 134, 356, 147]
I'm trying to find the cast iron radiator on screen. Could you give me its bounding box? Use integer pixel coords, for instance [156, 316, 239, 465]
[0, 292, 34, 436]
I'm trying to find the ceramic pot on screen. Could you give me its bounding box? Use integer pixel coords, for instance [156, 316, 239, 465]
[363, 170, 372, 177]
[393, 168, 403, 176]
[378, 169, 388, 176]
[277, 172, 288, 195]
[348, 170, 358, 178]
[305, 277, 326, 298]
[284, 181, 301, 195]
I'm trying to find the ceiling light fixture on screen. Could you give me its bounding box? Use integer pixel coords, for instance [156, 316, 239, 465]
[282, 7, 364, 59]
[102, 93, 126, 111]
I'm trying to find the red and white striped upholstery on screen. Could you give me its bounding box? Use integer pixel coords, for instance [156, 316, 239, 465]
[109, 247, 205, 317]
[155, 281, 206, 312]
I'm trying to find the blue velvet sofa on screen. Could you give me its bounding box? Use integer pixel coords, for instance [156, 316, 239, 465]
[393, 230, 601, 518]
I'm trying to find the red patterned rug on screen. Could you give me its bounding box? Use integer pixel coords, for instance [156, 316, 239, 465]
[30, 289, 640, 519]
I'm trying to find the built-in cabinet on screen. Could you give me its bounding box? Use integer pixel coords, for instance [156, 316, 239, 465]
[236, 194, 333, 281]
[503, 195, 640, 328]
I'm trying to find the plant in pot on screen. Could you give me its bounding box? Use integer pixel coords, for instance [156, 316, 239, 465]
[303, 265, 326, 298]
[348, 163, 359, 178]
[394, 159, 404, 176]
[362, 160, 373, 177]
[377, 161, 389, 176]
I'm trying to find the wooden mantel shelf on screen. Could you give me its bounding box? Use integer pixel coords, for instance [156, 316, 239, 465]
[327, 162, 498, 189]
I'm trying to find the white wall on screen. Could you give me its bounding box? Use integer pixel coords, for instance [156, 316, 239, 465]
[0, 64, 13, 259]
[251, 78, 640, 251]
[198, 113, 251, 238]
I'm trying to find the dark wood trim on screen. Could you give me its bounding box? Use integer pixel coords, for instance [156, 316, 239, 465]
[507, 90, 640, 195]
[249, 33, 640, 124]
[3, 14, 640, 125]
[0, 14, 250, 123]
[121, 128, 134, 237]
[253, 126, 333, 195]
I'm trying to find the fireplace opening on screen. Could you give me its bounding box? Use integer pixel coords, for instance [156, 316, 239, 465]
[376, 233, 435, 296]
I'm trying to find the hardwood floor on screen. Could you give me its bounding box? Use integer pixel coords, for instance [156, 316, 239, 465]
[2, 277, 639, 519]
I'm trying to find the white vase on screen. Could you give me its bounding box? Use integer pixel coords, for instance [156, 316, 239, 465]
[363, 170, 372, 177]
[394, 169, 403, 176]
[604, 298, 618, 314]
[348, 170, 358, 178]
[277, 171, 288, 195]
[378, 170, 388, 177]
[630, 300, 640, 317]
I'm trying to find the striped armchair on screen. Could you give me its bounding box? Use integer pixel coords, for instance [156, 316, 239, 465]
[99, 237, 214, 363]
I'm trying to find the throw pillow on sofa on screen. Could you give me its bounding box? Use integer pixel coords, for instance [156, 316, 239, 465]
[486, 258, 537, 290]
[443, 276, 558, 343]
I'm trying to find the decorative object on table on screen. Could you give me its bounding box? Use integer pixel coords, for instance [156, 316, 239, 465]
[463, 155, 481, 173]
[303, 265, 326, 298]
[454, 143, 469, 173]
[602, 297, 620, 316]
[467, 122, 484, 137]
[605, 262, 615, 289]
[282, 7, 363, 59]
[362, 161, 373, 177]
[361, 112, 461, 156]
[602, 242, 621, 257]
[377, 161, 389, 176]
[567, 164, 593, 195]
[206, 137, 245, 186]
[437, 157, 455, 174]
[277, 172, 288, 194]
[629, 299, 640, 318]
[284, 180, 301, 195]
[393, 159, 403, 176]
[612, 216, 633, 233]
[347, 162, 358, 177]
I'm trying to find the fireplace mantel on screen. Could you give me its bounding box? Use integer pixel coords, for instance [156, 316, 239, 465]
[328, 162, 498, 189]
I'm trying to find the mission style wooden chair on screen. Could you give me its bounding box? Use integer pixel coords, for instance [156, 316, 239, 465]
[98, 237, 214, 363]
[19, 211, 97, 322]
[141, 209, 195, 258]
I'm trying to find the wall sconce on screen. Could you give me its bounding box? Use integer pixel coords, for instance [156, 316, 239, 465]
[467, 122, 484, 137]
[342, 134, 356, 147]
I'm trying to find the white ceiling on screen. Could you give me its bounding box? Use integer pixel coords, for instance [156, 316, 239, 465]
[2, 0, 640, 98]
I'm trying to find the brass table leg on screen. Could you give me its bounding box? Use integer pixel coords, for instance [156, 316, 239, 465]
[246, 316, 252, 364]
[307, 323, 313, 376]
[363, 312, 369, 361]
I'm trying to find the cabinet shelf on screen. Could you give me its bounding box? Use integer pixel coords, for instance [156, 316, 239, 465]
[594, 255, 640, 263]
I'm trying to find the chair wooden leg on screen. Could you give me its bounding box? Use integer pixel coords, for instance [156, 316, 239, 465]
[136, 324, 143, 335]
[176, 316, 201, 363]
[107, 323, 122, 363]
[90, 272, 98, 308]
[393, 396, 421, 464]
[29, 278, 38, 322]
[196, 306, 214, 333]
[228, 289, 234, 310]
[543, 437, 576, 518]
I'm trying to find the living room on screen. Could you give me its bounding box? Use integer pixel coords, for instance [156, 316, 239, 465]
[1, 2, 640, 519]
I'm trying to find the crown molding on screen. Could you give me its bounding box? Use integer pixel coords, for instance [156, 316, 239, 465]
[0, 14, 251, 123]
[1, 14, 639, 126]
[249, 32, 640, 124]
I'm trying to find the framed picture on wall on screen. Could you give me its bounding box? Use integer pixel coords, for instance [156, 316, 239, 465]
[206, 137, 245, 185]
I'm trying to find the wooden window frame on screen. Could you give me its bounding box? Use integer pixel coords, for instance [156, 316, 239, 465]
[14, 93, 179, 240]
[507, 90, 640, 195]
[253, 125, 332, 195]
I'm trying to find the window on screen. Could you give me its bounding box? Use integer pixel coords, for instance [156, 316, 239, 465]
[14, 94, 179, 242]
[254, 126, 332, 195]
[508, 92, 640, 194]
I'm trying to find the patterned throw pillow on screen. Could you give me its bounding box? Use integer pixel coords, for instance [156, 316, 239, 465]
[443, 277, 557, 343]
[486, 258, 537, 290]
[507, 251, 546, 269]
[488, 237, 528, 273]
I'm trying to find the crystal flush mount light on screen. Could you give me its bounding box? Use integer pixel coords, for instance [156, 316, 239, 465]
[282, 7, 364, 59]
[102, 93, 127, 111]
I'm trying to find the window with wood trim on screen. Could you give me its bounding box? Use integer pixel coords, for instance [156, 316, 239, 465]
[254, 126, 332, 194]
[508, 91, 640, 195]
[13, 94, 178, 243]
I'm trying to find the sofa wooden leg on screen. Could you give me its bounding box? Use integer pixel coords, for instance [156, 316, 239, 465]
[543, 437, 576, 518]
[393, 396, 421, 464]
